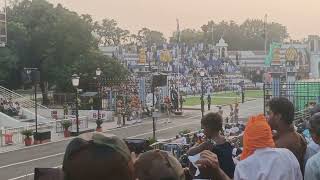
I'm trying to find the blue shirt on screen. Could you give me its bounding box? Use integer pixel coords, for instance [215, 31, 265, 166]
[305, 152, 320, 180]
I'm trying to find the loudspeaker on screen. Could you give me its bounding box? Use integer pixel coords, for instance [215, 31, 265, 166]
[31, 70, 40, 83]
[152, 74, 167, 88]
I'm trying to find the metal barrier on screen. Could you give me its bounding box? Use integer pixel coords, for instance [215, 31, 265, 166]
[264, 82, 320, 114]
[0, 116, 88, 147]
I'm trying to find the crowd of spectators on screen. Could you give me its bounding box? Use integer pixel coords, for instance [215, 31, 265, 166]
[0, 97, 20, 117]
[35, 97, 320, 180]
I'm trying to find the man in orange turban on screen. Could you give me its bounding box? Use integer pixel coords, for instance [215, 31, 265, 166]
[234, 114, 303, 180]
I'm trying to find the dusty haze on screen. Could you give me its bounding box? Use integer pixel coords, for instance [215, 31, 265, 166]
[49, 0, 320, 39]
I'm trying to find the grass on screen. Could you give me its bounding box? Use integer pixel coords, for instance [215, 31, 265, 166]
[184, 90, 262, 106]
[184, 96, 253, 106]
[213, 90, 263, 98]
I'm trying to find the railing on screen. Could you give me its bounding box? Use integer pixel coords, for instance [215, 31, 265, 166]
[0, 116, 88, 147]
[0, 86, 51, 119]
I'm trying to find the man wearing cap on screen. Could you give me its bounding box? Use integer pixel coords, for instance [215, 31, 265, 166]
[62, 132, 134, 180]
[134, 150, 185, 180]
[304, 112, 320, 180]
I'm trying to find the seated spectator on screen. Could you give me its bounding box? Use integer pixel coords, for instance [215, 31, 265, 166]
[304, 112, 320, 180]
[304, 112, 320, 165]
[62, 132, 134, 180]
[268, 97, 307, 173]
[134, 149, 185, 180]
[236, 114, 302, 180]
[187, 112, 235, 179]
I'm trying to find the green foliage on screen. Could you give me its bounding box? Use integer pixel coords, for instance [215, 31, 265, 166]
[1, 0, 128, 100]
[21, 129, 33, 138]
[170, 19, 289, 51]
[61, 120, 72, 130]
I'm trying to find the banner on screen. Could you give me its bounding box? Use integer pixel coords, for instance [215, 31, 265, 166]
[160, 50, 172, 62]
[138, 48, 147, 64]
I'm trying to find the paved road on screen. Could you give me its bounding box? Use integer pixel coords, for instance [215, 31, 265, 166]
[0, 99, 263, 180]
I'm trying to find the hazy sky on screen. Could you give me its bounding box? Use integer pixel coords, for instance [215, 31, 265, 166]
[49, 0, 320, 39]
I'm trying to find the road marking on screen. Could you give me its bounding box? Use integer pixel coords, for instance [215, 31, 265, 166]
[0, 114, 202, 171]
[0, 153, 64, 170]
[5, 99, 263, 180]
[7, 165, 62, 180]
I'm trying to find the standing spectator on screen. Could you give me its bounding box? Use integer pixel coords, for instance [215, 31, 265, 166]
[188, 113, 235, 179]
[207, 94, 211, 111]
[134, 150, 185, 180]
[305, 112, 320, 180]
[268, 97, 307, 174]
[304, 112, 320, 165]
[198, 114, 302, 180]
[218, 106, 224, 119]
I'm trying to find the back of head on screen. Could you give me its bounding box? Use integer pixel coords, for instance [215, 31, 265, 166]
[241, 114, 275, 160]
[134, 150, 185, 180]
[309, 112, 320, 137]
[269, 97, 294, 125]
[201, 112, 223, 132]
[63, 132, 133, 180]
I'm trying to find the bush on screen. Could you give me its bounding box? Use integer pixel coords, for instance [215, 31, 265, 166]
[21, 129, 33, 138]
[61, 120, 72, 130]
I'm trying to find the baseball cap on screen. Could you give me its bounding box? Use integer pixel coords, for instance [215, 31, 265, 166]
[134, 150, 185, 180]
[63, 132, 133, 180]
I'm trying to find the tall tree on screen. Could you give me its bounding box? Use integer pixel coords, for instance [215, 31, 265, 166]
[4, 0, 128, 104]
[137, 28, 166, 47]
[94, 18, 130, 46]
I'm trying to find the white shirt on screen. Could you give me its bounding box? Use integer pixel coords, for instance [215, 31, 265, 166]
[304, 140, 320, 166]
[234, 148, 302, 180]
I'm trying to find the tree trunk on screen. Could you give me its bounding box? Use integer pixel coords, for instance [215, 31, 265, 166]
[40, 81, 50, 105]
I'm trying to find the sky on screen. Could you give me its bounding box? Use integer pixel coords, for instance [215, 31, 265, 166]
[49, 0, 320, 40]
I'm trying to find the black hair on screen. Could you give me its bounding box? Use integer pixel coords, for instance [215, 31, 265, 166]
[310, 112, 320, 136]
[269, 97, 295, 125]
[201, 112, 223, 132]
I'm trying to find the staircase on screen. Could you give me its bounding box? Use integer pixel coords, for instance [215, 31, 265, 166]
[0, 86, 51, 123]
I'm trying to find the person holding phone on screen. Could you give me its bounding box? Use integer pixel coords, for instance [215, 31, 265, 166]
[187, 112, 235, 179]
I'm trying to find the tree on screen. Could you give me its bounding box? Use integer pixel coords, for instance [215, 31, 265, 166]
[137, 28, 166, 47]
[3, 0, 128, 105]
[93, 18, 130, 46]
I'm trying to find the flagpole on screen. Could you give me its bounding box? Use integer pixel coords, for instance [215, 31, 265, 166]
[176, 18, 181, 112]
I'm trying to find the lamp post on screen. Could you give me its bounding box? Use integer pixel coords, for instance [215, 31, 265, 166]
[96, 68, 102, 121]
[71, 74, 80, 135]
[31, 70, 40, 133]
[200, 70, 205, 117]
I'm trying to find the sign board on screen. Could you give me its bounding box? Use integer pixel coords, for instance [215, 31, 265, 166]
[285, 47, 298, 62]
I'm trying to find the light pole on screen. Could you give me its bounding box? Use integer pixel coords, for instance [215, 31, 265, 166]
[95, 68, 102, 121]
[71, 74, 80, 135]
[31, 70, 40, 133]
[200, 70, 205, 117]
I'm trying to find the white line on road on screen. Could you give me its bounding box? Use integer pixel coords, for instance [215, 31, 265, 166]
[5, 100, 262, 180]
[0, 153, 64, 170]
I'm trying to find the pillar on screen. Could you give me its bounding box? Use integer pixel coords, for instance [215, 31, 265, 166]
[271, 72, 281, 97]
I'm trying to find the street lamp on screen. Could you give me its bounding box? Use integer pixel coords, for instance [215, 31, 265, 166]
[31, 70, 40, 133]
[95, 68, 103, 131]
[200, 70, 205, 117]
[71, 74, 80, 135]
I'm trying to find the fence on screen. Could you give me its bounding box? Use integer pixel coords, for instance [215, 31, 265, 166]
[0, 116, 88, 147]
[263, 82, 320, 114]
